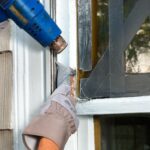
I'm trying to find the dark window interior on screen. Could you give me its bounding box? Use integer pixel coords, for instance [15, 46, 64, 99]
[101, 117, 150, 150]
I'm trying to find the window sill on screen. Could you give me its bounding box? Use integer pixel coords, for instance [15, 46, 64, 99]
[77, 96, 150, 115]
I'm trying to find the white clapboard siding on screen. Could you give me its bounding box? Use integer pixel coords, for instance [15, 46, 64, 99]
[0, 130, 13, 150]
[0, 22, 10, 51]
[0, 52, 13, 129]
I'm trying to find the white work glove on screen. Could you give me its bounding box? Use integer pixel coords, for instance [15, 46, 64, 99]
[23, 83, 79, 150]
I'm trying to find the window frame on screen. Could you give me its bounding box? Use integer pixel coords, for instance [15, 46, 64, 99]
[59, 1, 150, 150]
[79, 0, 150, 98]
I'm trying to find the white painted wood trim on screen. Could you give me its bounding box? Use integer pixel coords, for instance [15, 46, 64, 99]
[77, 116, 95, 150]
[77, 96, 150, 115]
[65, 117, 95, 150]
[56, 0, 77, 69]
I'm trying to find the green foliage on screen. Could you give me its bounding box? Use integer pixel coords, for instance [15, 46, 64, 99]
[126, 17, 150, 62]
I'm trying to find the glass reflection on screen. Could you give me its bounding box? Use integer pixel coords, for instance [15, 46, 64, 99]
[111, 124, 149, 150]
[124, 0, 137, 19]
[96, 0, 109, 61]
[77, 0, 109, 96]
[101, 117, 150, 150]
[77, 0, 92, 71]
[77, 0, 109, 67]
[125, 17, 150, 73]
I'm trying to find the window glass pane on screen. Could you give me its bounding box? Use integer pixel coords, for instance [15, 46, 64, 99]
[124, 0, 137, 19]
[114, 125, 148, 150]
[77, 0, 109, 96]
[115, 126, 134, 150]
[77, 0, 92, 71]
[101, 117, 150, 150]
[96, 0, 109, 61]
[125, 17, 150, 73]
[77, 0, 109, 68]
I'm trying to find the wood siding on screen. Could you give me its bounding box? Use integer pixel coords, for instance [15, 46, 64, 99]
[0, 22, 10, 51]
[0, 52, 13, 129]
[0, 22, 13, 149]
[0, 130, 13, 150]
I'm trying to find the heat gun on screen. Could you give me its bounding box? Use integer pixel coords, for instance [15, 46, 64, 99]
[0, 0, 67, 53]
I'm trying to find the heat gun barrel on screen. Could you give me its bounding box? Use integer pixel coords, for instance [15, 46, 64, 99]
[0, 0, 67, 53]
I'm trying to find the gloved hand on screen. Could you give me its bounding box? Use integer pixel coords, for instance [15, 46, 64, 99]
[23, 83, 79, 150]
